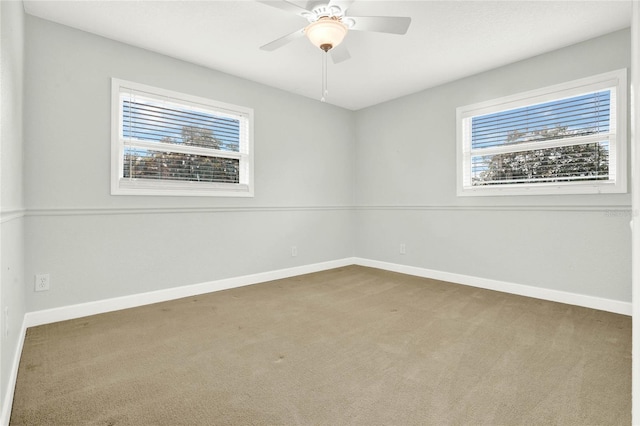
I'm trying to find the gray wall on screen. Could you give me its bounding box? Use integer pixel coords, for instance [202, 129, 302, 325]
[1, 0, 26, 412]
[20, 17, 633, 314]
[23, 16, 355, 312]
[354, 29, 632, 302]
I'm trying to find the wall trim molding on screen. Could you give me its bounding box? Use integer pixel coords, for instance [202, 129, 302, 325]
[354, 205, 634, 213]
[1, 317, 27, 426]
[0, 209, 26, 224]
[18, 204, 633, 218]
[25, 205, 352, 217]
[24, 258, 357, 327]
[353, 258, 631, 316]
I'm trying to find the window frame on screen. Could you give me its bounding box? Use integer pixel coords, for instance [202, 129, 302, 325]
[111, 78, 254, 197]
[456, 69, 627, 197]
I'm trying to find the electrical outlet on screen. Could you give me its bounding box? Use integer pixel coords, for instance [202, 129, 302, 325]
[400, 243, 406, 255]
[35, 274, 50, 292]
[291, 246, 298, 257]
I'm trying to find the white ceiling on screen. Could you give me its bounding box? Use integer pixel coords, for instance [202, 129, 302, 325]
[23, 0, 632, 110]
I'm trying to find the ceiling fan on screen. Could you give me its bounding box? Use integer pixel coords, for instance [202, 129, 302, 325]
[258, 0, 412, 64]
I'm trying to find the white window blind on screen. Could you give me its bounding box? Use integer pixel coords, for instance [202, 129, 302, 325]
[457, 69, 626, 196]
[111, 79, 254, 197]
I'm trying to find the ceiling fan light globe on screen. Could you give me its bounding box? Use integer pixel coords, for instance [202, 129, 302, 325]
[305, 18, 348, 52]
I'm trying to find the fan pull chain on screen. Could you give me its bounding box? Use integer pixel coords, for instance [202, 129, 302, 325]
[321, 51, 328, 102]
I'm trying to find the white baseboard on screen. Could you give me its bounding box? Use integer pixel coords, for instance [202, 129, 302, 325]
[25, 258, 357, 327]
[1, 316, 27, 426]
[353, 258, 632, 316]
[24, 255, 631, 328]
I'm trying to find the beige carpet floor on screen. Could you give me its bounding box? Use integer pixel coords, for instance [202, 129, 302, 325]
[10, 266, 631, 425]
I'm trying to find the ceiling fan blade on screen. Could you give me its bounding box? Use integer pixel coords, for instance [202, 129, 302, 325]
[330, 44, 351, 64]
[260, 28, 305, 51]
[257, 0, 312, 16]
[349, 16, 412, 35]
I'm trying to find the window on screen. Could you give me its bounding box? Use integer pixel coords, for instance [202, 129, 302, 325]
[111, 79, 253, 197]
[457, 69, 627, 196]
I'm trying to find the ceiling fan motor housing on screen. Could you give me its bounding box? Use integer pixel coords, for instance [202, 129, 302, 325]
[303, 4, 344, 22]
